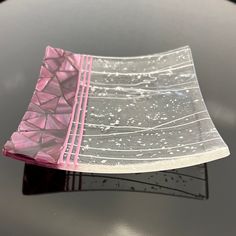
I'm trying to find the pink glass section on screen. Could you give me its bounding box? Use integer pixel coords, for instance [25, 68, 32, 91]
[3, 46, 82, 166]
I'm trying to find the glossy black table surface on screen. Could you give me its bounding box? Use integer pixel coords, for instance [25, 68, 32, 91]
[0, 0, 235, 235]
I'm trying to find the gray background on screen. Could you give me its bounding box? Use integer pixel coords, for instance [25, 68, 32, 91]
[0, 0, 235, 235]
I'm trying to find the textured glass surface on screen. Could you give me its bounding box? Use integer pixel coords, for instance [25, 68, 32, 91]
[3, 46, 230, 173]
[23, 164, 208, 200]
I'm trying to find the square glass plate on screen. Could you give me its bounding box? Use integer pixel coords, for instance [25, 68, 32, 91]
[3, 46, 230, 173]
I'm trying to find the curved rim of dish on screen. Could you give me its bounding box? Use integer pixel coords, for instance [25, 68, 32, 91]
[63, 147, 230, 174]
[51, 45, 190, 60]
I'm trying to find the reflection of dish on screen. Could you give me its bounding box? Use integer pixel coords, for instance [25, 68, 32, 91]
[3, 46, 230, 173]
[23, 163, 209, 200]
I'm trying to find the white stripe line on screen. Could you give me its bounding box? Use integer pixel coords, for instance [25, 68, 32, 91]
[89, 63, 193, 76]
[74, 117, 211, 131]
[82, 110, 207, 137]
[79, 136, 219, 152]
[90, 78, 157, 87]
[86, 86, 199, 100]
[89, 80, 195, 88]
[65, 138, 222, 161]
[88, 81, 197, 93]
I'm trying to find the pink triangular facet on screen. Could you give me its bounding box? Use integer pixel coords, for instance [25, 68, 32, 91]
[56, 71, 77, 83]
[39, 66, 53, 78]
[45, 59, 62, 72]
[60, 59, 75, 71]
[63, 89, 75, 102]
[41, 133, 56, 144]
[56, 97, 71, 113]
[68, 54, 81, 70]
[31, 93, 41, 106]
[19, 121, 41, 131]
[36, 77, 52, 91]
[27, 116, 46, 129]
[61, 76, 77, 90]
[45, 46, 60, 58]
[11, 132, 39, 150]
[46, 115, 66, 130]
[36, 91, 57, 104]
[23, 111, 43, 121]
[28, 103, 45, 114]
[43, 78, 62, 96]
[41, 144, 61, 160]
[40, 97, 59, 111]
[52, 114, 71, 126]
[21, 131, 42, 143]
[36, 151, 56, 163]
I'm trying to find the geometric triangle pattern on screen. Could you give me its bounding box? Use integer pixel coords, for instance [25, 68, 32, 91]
[3, 46, 91, 168]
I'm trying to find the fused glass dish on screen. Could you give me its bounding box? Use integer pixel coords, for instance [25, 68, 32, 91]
[2, 46, 230, 173]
